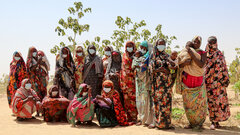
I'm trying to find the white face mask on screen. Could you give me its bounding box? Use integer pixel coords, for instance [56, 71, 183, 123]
[140, 49, 146, 54]
[32, 52, 37, 57]
[52, 91, 58, 97]
[82, 92, 88, 97]
[62, 54, 67, 58]
[14, 57, 20, 61]
[89, 49, 96, 55]
[25, 83, 32, 90]
[77, 53, 83, 57]
[127, 47, 133, 53]
[105, 51, 111, 56]
[104, 87, 111, 93]
[157, 45, 166, 52]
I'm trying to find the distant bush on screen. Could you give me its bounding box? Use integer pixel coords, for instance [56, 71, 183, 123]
[172, 108, 185, 120]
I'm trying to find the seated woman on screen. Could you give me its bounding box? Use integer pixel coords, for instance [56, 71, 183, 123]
[12, 79, 42, 121]
[42, 85, 70, 122]
[94, 80, 131, 128]
[67, 83, 94, 126]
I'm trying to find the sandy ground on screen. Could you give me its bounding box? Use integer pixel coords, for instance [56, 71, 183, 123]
[0, 89, 240, 135]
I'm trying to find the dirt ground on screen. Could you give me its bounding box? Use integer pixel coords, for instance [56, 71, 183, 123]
[0, 87, 240, 135]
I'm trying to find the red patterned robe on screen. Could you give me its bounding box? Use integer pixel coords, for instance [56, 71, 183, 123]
[205, 45, 230, 122]
[120, 52, 138, 122]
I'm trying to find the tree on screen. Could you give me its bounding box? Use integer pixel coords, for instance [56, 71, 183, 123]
[50, 2, 91, 57]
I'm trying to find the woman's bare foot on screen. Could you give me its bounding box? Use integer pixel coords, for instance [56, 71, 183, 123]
[136, 122, 142, 126]
[148, 124, 155, 129]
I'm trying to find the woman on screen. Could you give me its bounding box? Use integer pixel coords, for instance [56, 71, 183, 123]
[134, 41, 154, 127]
[67, 83, 94, 126]
[74, 46, 85, 90]
[205, 36, 230, 130]
[42, 85, 70, 122]
[95, 80, 130, 127]
[150, 39, 176, 129]
[83, 45, 104, 99]
[177, 36, 207, 131]
[26, 47, 40, 98]
[7, 51, 27, 108]
[105, 51, 124, 105]
[103, 46, 113, 75]
[54, 47, 76, 100]
[120, 41, 138, 123]
[37, 50, 50, 101]
[12, 79, 42, 121]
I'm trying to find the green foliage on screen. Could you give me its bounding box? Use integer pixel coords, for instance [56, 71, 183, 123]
[234, 80, 240, 93]
[172, 108, 185, 119]
[0, 74, 9, 94]
[235, 112, 240, 120]
[51, 2, 91, 56]
[229, 56, 240, 84]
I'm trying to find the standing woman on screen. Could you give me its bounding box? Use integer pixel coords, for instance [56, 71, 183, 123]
[37, 50, 50, 101]
[105, 51, 124, 105]
[120, 41, 138, 123]
[134, 41, 154, 127]
[83, 45, 104, 99]
[54, 47, 76, 100]
[74, 46, 85, 90]
[103, 46, 113, 75]
[177, 36, 207, 131]
[151, 39, 176, 129]
[205, 36, 230, 130]
[26, 47, 40, 97]
[7, 51, 27, 108]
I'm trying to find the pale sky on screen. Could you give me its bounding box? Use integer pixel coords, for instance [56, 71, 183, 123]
[0, 0, 240, 76]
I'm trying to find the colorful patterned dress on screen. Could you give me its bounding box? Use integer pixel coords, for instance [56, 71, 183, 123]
[37, 51, 50, 101]
[26, 47, 41, 99]
[205, 45, 230, 122]
[42, 86, 70, 122]
[7, 52, 27, 108]
[83, 45, 103, 99]
[12, 79, 42, 118]
[95, 80, 130, 127]
[176, 49, 207, 128]
[120, 46, 138, 122]
[151, 51, 176, 129]
[74, 46, 85, 90]
[54, 47, 76, 100]
[67, 83, 94, 126]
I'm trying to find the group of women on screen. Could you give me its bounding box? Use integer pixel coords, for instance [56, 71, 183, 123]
[7, 36, 230, 131]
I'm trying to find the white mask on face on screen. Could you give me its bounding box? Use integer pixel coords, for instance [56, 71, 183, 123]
[14, 57, 20, 61]
[25, 83, 32, 90]
[157, 45, 166, 52]
[104, 87, 111, 93]
[52, 91, 58, 97]
[140, 49, 146, 54]
[89, 49, 96, 55]
[82, 92, 88, 97]
[32, 52, 37, 57]
[127, 47, 133, 53]
[77, 53, 83, 57]
[62, 54, 67, 58]
[105, 51, 111, 56]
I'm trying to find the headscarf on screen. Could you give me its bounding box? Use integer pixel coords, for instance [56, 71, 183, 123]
[192, 36, 202, 46]
[102, 80, 115, 100]
[48, 85, 60, 98]
[10, 51, 26, 76]
[75, 46, 85, 64]
[75, 83, 88, 98]
[57, 47, 75, 75]
[105, 51, 122, 78]
[125, 41, 136, 57]
[38, 50, 50, 72]
[26, 46, 38, 72]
